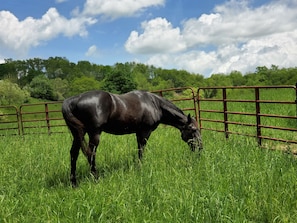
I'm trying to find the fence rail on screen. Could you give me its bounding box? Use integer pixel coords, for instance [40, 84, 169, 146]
[19, 101, 65, 135]
[197, 85, 297, 146]
[0, 105, 20, 136]
[0, 85, 296, 148]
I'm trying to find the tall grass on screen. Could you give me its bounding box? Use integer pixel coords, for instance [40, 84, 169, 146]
[1, 126, 297, 222]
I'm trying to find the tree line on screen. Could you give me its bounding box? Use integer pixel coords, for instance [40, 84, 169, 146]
[0, 57, 296, 105]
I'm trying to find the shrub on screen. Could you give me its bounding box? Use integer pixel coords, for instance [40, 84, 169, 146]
[0, 80, 30, 105]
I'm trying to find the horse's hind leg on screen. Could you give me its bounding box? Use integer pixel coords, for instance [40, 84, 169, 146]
[87, 133, 100, 179]
[70, 138, 81, 187]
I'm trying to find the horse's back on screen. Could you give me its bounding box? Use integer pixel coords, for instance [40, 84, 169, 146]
[63, 90, 163, 134]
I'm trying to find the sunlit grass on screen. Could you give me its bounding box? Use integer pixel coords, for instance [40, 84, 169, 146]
[1, 127, 297, 222]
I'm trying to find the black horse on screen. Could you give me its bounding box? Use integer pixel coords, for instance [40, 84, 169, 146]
[62, 90, 203, 186]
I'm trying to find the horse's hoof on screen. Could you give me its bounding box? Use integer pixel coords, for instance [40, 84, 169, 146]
[70, 176, 78, 188]
[91, 170, 99, 180]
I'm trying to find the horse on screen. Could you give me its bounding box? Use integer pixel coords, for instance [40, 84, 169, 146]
[62, 90, 203, 186]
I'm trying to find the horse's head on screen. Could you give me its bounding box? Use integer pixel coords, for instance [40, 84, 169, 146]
[181, 114, 203, 151]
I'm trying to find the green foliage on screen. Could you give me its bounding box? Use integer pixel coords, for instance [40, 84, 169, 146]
[67, 76, 101, 96]
[28, 75, 56, 100]
[229, 70, 245, 86]
[0, 79, 30, 105]
[102, 64, 136, 93]
[1, 57, 297, 99]
[44, 57, 72, 79]
[0, 59, 18, 81]
[49, 78, 69, 100]
[132, 71, 153, 90]
[180, 87, 197, 98]
[150, 76, 174, 91]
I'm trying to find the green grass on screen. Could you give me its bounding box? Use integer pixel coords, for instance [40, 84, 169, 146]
[1, 127, 297, 222]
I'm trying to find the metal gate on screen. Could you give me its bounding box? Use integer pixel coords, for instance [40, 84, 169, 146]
[0, 105, 20, 136]
[197, 85, 297, 146]
[19, 101, 65, 135]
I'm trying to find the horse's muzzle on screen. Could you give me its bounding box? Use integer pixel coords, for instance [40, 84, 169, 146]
[188, 138, 203, 152]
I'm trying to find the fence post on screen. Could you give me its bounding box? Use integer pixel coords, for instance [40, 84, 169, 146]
[190, 87, 198, 122]
[19, 105, 25, 135]
[222, 88, 229, 139]
[197, 88, 202, 130]
[45, 103, 51, 135]
[16, 108, 21, 135]
[295, 83, 297, 117]
[255, 88, 262, 146]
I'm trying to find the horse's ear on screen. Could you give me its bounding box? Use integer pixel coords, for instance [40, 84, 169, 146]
[187, 114, 192, 123]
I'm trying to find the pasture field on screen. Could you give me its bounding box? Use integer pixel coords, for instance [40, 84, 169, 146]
[1, 126, 297, 222]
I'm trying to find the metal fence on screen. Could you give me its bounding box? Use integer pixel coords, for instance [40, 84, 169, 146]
[197, 85, 297, 146]
[0, 105, 20, 136]
[0, 86, 296, 148]
[19, 101, 64, 135]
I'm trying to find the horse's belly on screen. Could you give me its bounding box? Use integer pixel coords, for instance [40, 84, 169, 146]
[102, 122, 138, 135]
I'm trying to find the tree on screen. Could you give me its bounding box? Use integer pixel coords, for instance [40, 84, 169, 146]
[0, 59, 17, 81]
[50, 78, 69, 100]
[0, 80, 30, 105]
[44, 57, 71, 79]
[67, 76, 101, 96]
[132, 71, 153, 90]
[102, 66, 136, 94]
[229, 71, 245, 86]
[28, 75, 56, 100]
[150, 76, 174, 91]
[203, 74, 232, 98]
[285, 68, 297, 85]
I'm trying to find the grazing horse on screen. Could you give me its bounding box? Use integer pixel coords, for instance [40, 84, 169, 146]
[62, 90, 203, 186]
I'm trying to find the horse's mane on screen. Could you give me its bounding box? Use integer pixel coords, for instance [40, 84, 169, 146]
[150, 92, 185, 116]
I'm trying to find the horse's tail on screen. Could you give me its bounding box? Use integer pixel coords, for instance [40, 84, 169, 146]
[62, 98, 89, 157]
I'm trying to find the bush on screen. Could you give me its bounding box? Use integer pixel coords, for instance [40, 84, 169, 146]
[28, 75, 57, 100]
[0, 80, 30, 105]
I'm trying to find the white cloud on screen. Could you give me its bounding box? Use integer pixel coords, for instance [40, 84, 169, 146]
[82, 0, 165, 19]
[182, 0, 297, 46]
[147, 51, 217, 74]
[125, 17, 186, 54]
[0, 8, 96, 56]
[126, 0, 297, 76]
[85, 45, 99, 57]
[0, 0, 165, 61]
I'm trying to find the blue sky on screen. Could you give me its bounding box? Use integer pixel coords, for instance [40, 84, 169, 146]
[1, 0, 297, 77]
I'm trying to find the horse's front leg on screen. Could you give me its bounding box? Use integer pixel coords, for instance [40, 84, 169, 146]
[138, 143, 144, 160]
[70, 139, 80, 187]
[136, 130, 152, 159]
[87, 133, 100, 179]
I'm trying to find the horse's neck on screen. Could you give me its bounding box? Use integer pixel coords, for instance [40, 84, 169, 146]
[160, 104, 186, 130]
